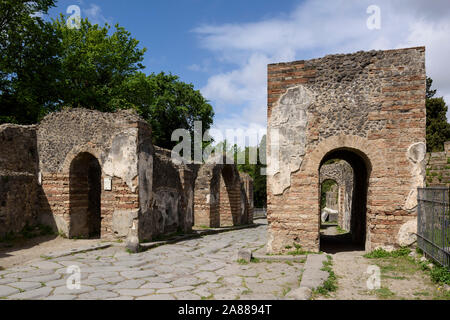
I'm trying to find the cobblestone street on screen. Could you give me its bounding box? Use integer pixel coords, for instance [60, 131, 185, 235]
[0, 220, 304, 300]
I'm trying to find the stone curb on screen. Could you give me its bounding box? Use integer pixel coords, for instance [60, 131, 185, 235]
[41, 243, 112, 259]
[252, 254, 307, 262]
[286, 254, 328, 300]
[140, 223, 261, 252]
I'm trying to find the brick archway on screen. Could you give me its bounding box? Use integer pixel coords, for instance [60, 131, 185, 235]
[320, 148, 371, 249]
[193, 157, 242, 228]
[69, 152, 102, 238]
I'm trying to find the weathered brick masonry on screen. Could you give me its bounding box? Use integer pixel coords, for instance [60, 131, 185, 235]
[267, 47, 427, 253]
[1, 108, 253, 242]
[0, 125, 39, 237]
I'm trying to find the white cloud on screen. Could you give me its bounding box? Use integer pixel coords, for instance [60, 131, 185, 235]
[193, 0, 450, 139]
[84, 3, 110, 25]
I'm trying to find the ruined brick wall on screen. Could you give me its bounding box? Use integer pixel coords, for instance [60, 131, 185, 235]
[426, 141, 450, 186]
[0, 125, 39, 237]
[138, 146, 194, 241]
[267, 47, 426, 253]
[193, 156, 249, 228]
[37, 108, 145, 239]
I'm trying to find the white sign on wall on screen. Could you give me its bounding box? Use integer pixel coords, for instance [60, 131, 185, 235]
[104, 177, 112, 191]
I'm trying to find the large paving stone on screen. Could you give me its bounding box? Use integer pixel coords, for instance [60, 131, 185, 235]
[113, 279, 146, 289]
[8, 282, 42, 291]
[135, 294, 175, 300]
[114, 289, 155, 297]
[171, 277, 203, 287]
[156, 286, 195, 294]
[78, 290, 119, 300]
[0, 285, 20, 297]
[120, 269, 156, 279]
[30, 261, 63, 270]
[9, 287, 53, 300]
[53, 285, 95, 295]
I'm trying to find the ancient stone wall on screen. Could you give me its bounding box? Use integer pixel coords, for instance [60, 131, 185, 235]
[138, 146, 194, 241]
[267, 47, 427, 253]
[426, 141, 450, 186]
[0, 125, 40, 237]
[193, 156, 253, 228]
[37, 108, 146, 239]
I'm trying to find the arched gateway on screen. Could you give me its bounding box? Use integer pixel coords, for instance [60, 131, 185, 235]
[266, 47, 427, 253]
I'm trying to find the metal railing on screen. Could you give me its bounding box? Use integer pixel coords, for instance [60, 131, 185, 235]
[417, 187, 450, 269]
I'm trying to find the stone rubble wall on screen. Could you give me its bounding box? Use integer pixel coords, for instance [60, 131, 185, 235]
[138, 146, 194, 242]
[1, 108, 255, 242]
[37, 109, 144, 239]
[0, 124, 40, 237]
[267, 47, 427, 253]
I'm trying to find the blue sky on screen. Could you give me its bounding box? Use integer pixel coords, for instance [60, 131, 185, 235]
[46, 0, 450, 143]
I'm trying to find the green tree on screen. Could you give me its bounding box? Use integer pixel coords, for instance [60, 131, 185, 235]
[52, 16, 146, 112]
[426, 78, 450, 152]
[120, 72, 214, 149]
[0, 0, 60, 124]
[237, 135, 267, 208]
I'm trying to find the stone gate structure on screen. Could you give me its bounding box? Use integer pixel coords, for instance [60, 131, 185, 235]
[193, 156, 254, 228]
[267, 47, 427, 253]
[0, 108, 254, 242]
[320, 160, 353, 231]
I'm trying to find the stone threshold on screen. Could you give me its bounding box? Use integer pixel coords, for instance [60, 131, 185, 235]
[139, 223, 261, 252]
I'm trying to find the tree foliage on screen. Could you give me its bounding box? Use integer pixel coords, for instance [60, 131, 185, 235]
[119, 72, 214, 149]
[426, 78, 450, 152]
[235, 136, 267, 208]
[0, 0, 59, 124]
[0, 3, 214, 149]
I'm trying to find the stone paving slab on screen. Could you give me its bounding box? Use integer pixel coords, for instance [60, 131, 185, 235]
[0, 220, 304, 300]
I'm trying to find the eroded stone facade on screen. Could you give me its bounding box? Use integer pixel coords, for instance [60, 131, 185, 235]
[0, 125, 39, 237]
[267, 47, 427, 253]
[1, 108, 253, 242]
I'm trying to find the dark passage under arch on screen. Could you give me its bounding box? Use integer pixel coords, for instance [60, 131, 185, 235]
[319, 148, 371, 253]
[69, 152, 102, 239]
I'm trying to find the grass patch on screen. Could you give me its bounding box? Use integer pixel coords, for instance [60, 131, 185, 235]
[336, 226, 348, 235]
[373, 287, 395, 299]
[364, 248, 411, 259]
[429, 265, 450, 285]
[250, 257, 260, 263]
[282, 287, 292, 297]
[312, 255, 337, 298]
[237, 259, 249, 265]
[285, 243, 319, 256]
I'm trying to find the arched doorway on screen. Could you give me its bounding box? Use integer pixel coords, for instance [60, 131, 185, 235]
[319, 148, 371, 252]
[69, 152, 102, 239]
[193, 160, 242, 228]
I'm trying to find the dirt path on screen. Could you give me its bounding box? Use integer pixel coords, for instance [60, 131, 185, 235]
[0, 236, 106, 269]
[317, 244, 447, 300]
